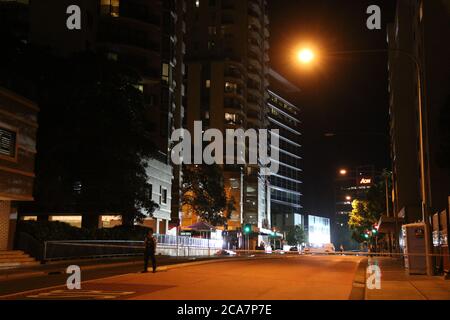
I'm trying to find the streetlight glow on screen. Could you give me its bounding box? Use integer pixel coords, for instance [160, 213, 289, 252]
[339, 169, 347, 175]
[297, 48, 315, 64]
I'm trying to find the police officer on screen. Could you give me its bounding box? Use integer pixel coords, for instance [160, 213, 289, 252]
[143, 228, 157, 273]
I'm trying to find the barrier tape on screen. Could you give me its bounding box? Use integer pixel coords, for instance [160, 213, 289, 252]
[43, 242, 449, 258]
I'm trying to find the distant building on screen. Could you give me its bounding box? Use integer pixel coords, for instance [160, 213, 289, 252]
[333, 165, 376, 250]
[0, 87, 38, 250]
[308, 215, 330, 246]
[267, 70, 303, 233]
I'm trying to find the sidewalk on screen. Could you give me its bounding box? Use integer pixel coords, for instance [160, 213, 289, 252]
[365, 257, 450, 300]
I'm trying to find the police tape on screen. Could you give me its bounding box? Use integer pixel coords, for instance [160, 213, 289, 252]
[44, 242, 450, 258]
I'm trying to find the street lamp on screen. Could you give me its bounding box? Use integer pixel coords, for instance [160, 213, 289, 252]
[339, 169, 347, 176]
[295, 46, 433, 275]
[297, 48, 315, 64]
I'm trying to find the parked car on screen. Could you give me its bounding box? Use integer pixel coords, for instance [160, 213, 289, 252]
[289, 246, 299, 252]
[303, 243, 336, 254]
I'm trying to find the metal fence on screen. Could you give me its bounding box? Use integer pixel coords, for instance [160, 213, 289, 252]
[42, 235, 224, 262]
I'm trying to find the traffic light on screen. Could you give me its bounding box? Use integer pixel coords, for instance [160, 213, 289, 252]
[372, 228, 378, 235]
[243, 224, 251, 234]
[364, 233, 369, 239]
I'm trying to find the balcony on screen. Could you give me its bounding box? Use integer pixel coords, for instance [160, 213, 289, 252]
[249, 29, 262, 43]
[248, 2, 262, 17]
[248, 57, 262, 71]
[249, 16, 262, 32]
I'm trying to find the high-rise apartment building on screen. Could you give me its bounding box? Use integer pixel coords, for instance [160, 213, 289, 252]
[388, 0, 450, 225]
[183, 0, 270, 246]
[267, 70, 302, 233]
[24, 0, 187, 232]
[333, 165, 376, 250]
[387, 0, 450, 274]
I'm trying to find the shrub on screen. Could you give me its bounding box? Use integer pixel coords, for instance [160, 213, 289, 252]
[17, 221, 151, 242]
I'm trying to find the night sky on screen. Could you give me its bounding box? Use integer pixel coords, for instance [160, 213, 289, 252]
[268, 0, 396, 220]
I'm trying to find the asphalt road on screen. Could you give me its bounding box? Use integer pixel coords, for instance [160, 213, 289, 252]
[1, 255, 364, 300]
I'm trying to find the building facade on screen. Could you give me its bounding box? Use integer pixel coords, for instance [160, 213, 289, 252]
[333, 165, 376, 250]
[387, 0, 450, 273]
[0, 87, 38, 250]
[25, 0, 188, 231]
[183, 0, 271, 244]
[267, 70, 302, 233]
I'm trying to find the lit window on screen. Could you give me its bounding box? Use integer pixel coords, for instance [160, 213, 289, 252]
[162, 63, 170, 83]
[134, 84, 144, 93]
[49, 216, 82, 228]
[21, 216, 37, 221]
[225, 82, 237, 93]
[101, 0, 119, 17]
[0, 127, 17, 159]
[225, 112, 237, 124]
[205, 80, 211, 88]
[106, 52, 118, 61]
[419, 1, 423, 22]
[208, 26, 217, 35]
[100, 215, 122, 228]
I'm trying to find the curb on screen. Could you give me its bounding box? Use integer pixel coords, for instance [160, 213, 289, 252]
[349, 258, 368, 300]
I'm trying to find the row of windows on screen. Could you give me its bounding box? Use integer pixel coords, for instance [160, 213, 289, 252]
[270, 176, 302, 193]
[271, 189, 301, 206]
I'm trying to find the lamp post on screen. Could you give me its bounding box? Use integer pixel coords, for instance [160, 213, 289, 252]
[297, 47, 433, 275]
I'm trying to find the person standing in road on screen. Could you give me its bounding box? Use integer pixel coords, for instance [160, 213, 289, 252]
[143, 228, 157, 273]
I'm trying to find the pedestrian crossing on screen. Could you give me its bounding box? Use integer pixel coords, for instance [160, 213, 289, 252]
[26, 289, 135, 300]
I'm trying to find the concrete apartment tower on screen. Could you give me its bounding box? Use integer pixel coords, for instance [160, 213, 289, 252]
[388, 0, 450, 224]
[27, 0, 187, 232]
[183, 0, 270, 245]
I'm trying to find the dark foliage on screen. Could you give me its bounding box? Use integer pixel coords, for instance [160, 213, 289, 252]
[182, 164, 235, 226]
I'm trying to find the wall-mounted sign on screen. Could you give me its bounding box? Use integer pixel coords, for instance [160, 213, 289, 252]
[0, 127, 17, 158]
[359, 178, 372, 185]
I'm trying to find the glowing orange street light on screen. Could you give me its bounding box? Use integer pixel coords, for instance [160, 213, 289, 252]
[297, 48, 315, 64]
[345, 196, 352, 201]
[339, 169, 347, 175]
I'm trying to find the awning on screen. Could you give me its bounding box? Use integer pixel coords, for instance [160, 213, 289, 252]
[183, 221, 216, 232]
[378, 215, 403, 233]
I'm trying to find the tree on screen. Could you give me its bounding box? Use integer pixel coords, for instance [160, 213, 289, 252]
[182, 164, 235, 226]
[2, 41, 160, 226]
[286, 225, 307, 246]
[348, 199, 378, 243]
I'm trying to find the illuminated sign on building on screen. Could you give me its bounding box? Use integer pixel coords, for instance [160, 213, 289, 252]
[359, 178, 372, 185]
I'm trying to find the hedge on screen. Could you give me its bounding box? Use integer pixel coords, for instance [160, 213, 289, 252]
[17, 220, 151, 242]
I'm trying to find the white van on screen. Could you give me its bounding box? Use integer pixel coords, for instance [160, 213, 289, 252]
[304, 243, 336, 254]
